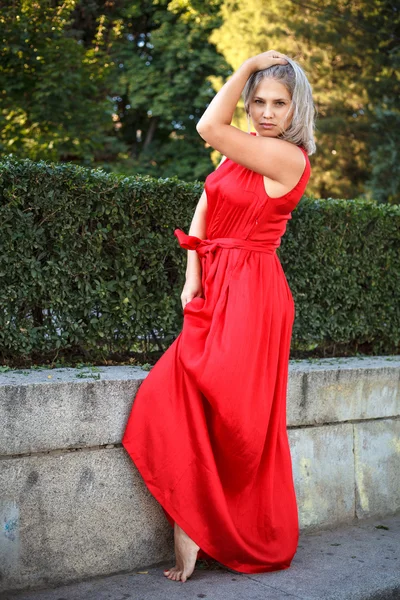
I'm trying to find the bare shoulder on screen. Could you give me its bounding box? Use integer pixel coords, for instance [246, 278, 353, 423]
[278, 143, 307, 185]
[263, 144, 307, 198]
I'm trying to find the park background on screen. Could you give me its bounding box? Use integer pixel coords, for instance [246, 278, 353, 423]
[2, 0, 399, 202]
[0, 0, 399, 368]
[0, 4, 399, 595]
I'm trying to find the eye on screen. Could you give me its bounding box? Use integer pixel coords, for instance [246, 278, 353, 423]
[254, 99, 263, 104]
[276, 101, 286, 106]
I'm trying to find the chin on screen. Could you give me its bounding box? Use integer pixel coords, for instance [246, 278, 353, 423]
[256, 129, 277, 137]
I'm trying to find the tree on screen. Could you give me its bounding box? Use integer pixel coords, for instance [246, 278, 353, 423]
[0, 0, 229, 180]
[103, 0, 229, 180]
[288, 0, 400, 204]
[0, 0, 123, 164]
[211, 0, 400, 202]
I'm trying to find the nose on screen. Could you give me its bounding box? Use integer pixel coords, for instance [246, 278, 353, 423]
[263, 103, 275, 119]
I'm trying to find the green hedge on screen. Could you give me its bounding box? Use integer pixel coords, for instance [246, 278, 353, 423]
[281, 196, 399, 355]
[0, 156, 399, 360]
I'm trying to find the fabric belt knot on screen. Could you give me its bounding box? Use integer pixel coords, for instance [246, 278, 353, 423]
[174, 229, 277, 257]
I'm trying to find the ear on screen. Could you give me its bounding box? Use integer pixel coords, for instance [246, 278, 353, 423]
[247, 112, 251, 133]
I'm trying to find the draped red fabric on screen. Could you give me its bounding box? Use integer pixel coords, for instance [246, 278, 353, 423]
[122, 137, 311, 573]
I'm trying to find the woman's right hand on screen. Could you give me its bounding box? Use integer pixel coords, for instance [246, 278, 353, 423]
[180, 278, 204, 310]
[246, 50, 289, 73]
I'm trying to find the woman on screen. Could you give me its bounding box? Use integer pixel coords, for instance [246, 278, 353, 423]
[122, 49, 316, 583]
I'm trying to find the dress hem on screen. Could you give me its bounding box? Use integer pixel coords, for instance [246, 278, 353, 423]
[122, 438, 294, 575]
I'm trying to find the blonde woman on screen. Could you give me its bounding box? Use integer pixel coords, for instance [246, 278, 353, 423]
[122, 50, 316, 583]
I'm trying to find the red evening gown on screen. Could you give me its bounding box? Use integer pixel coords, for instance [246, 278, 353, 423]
[122, 134, 311, 573]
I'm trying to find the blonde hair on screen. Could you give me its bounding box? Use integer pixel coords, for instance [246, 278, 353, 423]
[242, 57, 317, 155]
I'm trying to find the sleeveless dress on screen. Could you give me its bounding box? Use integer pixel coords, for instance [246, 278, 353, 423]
[122, 134, 311, 573]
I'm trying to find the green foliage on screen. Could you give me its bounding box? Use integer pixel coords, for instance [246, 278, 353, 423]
[0, 155, 203, 359]
[211, 0, 400, 203]
[101, 134, 216, 181]
[107, 0, 229, 180]
[365, 102, 400, 204]
[280, 196, 400, 354]
[0, 0, 229, 179]
[1, 0, 398, 195]
[0, 158, 398, 361]
[285, 0, 400, 204]
[0, 0, 123, 163]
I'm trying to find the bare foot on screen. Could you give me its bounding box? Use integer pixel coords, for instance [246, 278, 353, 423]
[163, 522, 200, 582]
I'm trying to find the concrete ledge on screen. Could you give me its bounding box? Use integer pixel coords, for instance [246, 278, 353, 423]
[0, 448, 173, 592]
[1, 356, 399, 593]
[1, 357, 399, 457]
[354, 418, 400, 518]
[0, 367, 145, 456]
[289, 423, 355, 528]
[287, 356, 400, 425]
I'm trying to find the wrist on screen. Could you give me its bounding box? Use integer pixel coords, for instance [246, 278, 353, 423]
[185, 270, 201, 282]
[239, 57, 257, 75]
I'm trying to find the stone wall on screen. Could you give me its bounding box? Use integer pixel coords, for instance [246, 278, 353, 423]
[1, 356, 399, 593]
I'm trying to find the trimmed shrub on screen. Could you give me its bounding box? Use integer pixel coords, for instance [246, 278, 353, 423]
[0, 157, 398, 360]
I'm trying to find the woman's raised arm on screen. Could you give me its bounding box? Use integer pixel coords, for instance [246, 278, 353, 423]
[196, 51, 304, 183]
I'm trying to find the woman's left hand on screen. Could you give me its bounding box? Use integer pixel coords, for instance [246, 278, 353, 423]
[246, 50, 289, 73]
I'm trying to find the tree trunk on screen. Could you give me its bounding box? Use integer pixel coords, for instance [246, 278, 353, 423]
[143, 117, 159, 151]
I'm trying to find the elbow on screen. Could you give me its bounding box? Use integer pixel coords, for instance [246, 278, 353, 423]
[196, 121, 211, 138]
[196, 122, 227, 146]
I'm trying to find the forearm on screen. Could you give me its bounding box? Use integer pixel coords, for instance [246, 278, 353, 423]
[197, 60, 254, 131]
[185, 194, 207, 281]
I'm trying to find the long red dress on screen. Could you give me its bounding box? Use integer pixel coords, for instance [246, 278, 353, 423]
[122, 135, 311, 573]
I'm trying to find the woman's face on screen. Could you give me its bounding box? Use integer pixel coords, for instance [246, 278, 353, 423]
[248, 78, 293, 137]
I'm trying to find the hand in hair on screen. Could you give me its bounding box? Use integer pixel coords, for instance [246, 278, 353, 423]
[248, 50, 289, 72]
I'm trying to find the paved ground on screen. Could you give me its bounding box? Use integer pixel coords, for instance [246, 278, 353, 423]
[2, 512, 399, 600]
